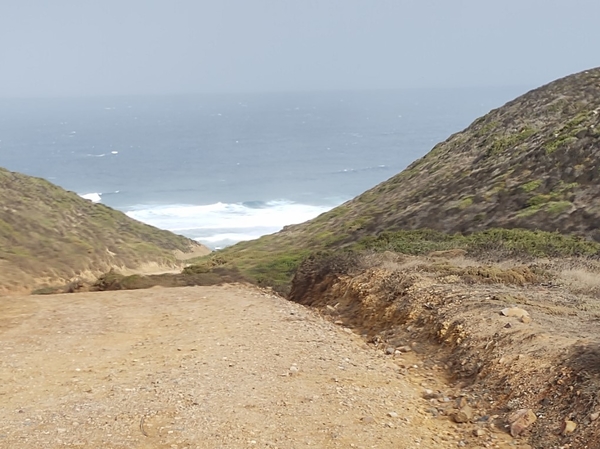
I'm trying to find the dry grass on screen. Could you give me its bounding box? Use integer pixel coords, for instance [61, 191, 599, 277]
[0, 167, 203, 292]
[559, 267, 600, 296]
[419, 263, 543, 285]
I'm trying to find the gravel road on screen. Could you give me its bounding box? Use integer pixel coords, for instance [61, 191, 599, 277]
[0, 284, 514, 448]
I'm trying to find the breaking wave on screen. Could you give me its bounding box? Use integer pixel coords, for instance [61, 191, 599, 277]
[124, 200, 334, 249]
[79, 192, 102, 203]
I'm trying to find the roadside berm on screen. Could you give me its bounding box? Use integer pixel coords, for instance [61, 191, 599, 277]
[290, 251, 600, 448]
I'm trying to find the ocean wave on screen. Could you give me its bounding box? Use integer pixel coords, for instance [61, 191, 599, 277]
[200, 232, 263, 243]
[80, 192, 102, 203]
[86, 151, 118, 157]
[336, 165, 390, 174]
[78, 191, 120, 203]
[125, 200, 334, 247]
[197, 232, 267, 249]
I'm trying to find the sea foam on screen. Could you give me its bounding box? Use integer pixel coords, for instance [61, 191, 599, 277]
[80, 192, 102, 203]
[125, 200, 334, 248]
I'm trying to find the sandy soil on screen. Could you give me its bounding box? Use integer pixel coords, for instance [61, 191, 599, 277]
[0, 284, 522, 449]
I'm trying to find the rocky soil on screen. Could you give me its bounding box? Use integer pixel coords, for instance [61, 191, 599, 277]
[290, 252, 600, 448]
[0, 284, 528, 449]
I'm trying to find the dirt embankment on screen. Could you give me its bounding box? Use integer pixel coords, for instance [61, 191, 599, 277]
[289, 252, 600, 449]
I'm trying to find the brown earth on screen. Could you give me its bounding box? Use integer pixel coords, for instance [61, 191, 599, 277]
[0, 284, 528, 449]
[290, 252, 600, 448]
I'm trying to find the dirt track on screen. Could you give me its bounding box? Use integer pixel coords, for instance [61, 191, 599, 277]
[0, 284, 525, 449]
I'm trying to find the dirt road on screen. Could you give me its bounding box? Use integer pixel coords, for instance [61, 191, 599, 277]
[0, 284, 518, 448]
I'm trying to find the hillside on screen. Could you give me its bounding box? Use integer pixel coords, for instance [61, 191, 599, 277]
[326, 67, 600, 240]
[0, 167, 208, 293]
[206, 68, 600, 291]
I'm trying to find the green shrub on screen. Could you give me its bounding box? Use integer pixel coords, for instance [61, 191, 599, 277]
[521, 180, 542, 192]
[546, 201, 573, 214]
[353, 228, 600, 259]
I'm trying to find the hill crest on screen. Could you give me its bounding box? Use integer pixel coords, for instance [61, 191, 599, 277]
[0, 167, 208, 293]
[291, 67, 600, 243]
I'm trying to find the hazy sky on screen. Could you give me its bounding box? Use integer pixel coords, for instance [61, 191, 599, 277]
[1, 0, 599, 97]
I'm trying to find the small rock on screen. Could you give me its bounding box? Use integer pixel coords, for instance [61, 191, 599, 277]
[508, 409, 537, 437]
[500, 307, 531, 322]
[289, 366, 299, 373]
[397, 345, 412, 353]
[473, 428, 486, 437]
[455, 397, 468, 408]
[385, 347, 395, 355]
[562, 420, 577, 435]
[387, 411, 398, 418]
[422, 389, 436, 399]
[591, 412, 599, 421]
[452, 406, 473, 423]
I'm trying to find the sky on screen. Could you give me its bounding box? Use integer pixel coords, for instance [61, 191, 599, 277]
[0, 0, 599, 97]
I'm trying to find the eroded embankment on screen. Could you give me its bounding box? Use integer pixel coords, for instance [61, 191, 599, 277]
[289, 252, 600, 449]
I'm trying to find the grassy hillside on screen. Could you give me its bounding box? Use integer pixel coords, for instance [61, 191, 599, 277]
[198, 67, 600, 292]
[0, 167, 204, 292]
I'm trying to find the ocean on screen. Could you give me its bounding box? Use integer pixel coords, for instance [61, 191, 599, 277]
[0, 88, 526, 248]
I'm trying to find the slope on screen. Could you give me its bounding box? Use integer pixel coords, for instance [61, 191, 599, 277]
[206, 67, 600, 291]
[0, 167, 207, 292]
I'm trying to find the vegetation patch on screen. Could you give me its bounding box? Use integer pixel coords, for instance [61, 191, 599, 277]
[420, 263, 545, 286]
[195, 228, 600, 295]
[516, 205, 543, 218]
[487, 126, 536, 157]
[92, 267, 245, 291]
[0, 167, 200, 290]
[545, 136, 578, 154]
[352, 228, 600, 259]
[546, 201, 573, 214]
[458, 196, 474, 209]
[521, 180, 542, 192]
